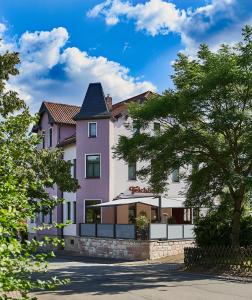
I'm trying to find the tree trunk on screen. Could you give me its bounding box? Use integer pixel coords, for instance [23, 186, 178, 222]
[231, 198, 242, 247]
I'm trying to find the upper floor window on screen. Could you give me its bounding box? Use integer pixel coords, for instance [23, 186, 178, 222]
[128, 161, 137, 180]
[153, 122, 160, 134]
[172, 168, 180, 183]
[49, 127, 53, 147]
[88, 122, 97, 138]
[86, 154, 101, 178]
[41, 130, 45, 148]
[133, 121, 140, 135]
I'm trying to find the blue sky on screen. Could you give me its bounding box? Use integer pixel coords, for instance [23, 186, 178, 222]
[0, 0, 252, 111]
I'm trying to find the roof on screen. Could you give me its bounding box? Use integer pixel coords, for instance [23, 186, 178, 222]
[57, 135, 76, 147]
[74, 83, 111, 120]
[34, 88, 155, 133]
[111, 91, 154, 117]
[41, 102, 80, 125]
[88, 196, 185, 208]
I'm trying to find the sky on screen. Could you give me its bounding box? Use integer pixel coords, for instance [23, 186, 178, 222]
[0, 0, 252, 112]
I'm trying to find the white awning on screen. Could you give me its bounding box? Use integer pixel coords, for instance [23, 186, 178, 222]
[88, 196, 185, 208]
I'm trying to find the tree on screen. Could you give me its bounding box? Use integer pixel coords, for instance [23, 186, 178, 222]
[0, 46, 78, 298]
[115, 26, 252, 247]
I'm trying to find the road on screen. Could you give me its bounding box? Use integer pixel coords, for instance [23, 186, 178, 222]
[34, 258, 252, 300]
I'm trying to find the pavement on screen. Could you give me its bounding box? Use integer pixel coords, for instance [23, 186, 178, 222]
[34, 257, 252, 300]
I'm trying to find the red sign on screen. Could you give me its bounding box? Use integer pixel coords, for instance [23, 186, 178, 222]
[129, 186, 153, 194]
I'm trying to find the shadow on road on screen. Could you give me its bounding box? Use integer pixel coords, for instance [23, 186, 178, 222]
[34, 258, 248, 298]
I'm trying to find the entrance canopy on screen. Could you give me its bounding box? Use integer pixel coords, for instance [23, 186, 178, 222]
[88, 196, 185, 208]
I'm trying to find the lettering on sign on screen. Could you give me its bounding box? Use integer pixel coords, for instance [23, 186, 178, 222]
[129, 186, 153, 194]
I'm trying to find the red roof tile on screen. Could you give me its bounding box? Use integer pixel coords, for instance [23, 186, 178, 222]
[38, 91, 154, 126]
[43, 102, 80, 125]
[111, 91, 154, 117]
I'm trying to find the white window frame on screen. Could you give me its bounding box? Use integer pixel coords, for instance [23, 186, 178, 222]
[85, 153, 101, 179]
[88, 122, 97, 138]
[84, 199, 102, 223]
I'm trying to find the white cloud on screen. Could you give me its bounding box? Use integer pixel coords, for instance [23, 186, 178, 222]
[61, 47, 154, 101]
[87, 0, 246, 53]
[88, 0, 187, 36]
[0, 24, 156, 112]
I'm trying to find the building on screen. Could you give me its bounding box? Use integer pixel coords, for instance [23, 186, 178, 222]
[29, 82, 193, 246]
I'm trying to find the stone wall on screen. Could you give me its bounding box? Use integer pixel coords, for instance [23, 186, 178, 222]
[63, 236, 194, 260]
[149, 239, 195, 260]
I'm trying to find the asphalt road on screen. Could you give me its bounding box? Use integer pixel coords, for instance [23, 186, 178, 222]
[34, 258, 252, 300]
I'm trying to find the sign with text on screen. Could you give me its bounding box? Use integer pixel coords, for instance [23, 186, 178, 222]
[129, 186, 153, 194]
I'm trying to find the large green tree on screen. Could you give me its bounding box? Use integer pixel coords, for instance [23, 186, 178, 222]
[115, 26, 252, 247]
[0, 47, 78, 298]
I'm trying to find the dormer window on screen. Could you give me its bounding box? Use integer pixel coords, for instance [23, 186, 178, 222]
[88, 122, 97, 138]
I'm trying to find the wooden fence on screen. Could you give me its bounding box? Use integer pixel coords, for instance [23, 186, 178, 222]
[184, 246, 252, 272]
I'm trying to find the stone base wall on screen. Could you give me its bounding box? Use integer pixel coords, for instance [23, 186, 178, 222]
[66, 237, 194, 260]
[29, 234, 195, 260]
[64, 236, 80, 251]
[149, 239, 195, 260]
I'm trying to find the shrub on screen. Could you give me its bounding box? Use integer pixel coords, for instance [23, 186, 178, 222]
[195, 212, 252, 247]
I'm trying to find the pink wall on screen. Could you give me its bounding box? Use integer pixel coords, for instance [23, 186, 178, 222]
[76, 119, 111, 227]
[58, 124, 76, 143]
[37, 112, 76, 236]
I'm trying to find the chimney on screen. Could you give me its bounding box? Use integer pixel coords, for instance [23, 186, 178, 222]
[105, 94, 113, 111]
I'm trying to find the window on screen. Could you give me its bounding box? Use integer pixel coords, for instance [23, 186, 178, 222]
[67, 202, 71, 221]
[48, 210, 53, 224]
[73, 159, 76, 179]
[49, 128, 53, 147]
[73, 201, 76, 224]
[88, 122, 97, 138]
[67, 160, 72, 177]
[86, 155, 100, 178]
[41, 212, 45, 223]
[85, 200, 101, 223]
[153, 122, 160, 134]
[41, 130, 45, 148]
[68, 159, 76, 178]
[133, 121, 140, 135]
[151, 207, 158, 223]
[192, 161, 199, 174]
[183, 208, 192, 223]
[128, 161, 136, 180]
[172, 168, 180, 182]
[128, 204, 136, 224]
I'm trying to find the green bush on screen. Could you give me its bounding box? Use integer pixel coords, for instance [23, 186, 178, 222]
[195, 212, 252, 247]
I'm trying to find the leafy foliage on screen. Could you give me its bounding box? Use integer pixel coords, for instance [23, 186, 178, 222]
[195, 212, 252, 247]
[0, 47, 78, 298]
[115, 26, 252, 246]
